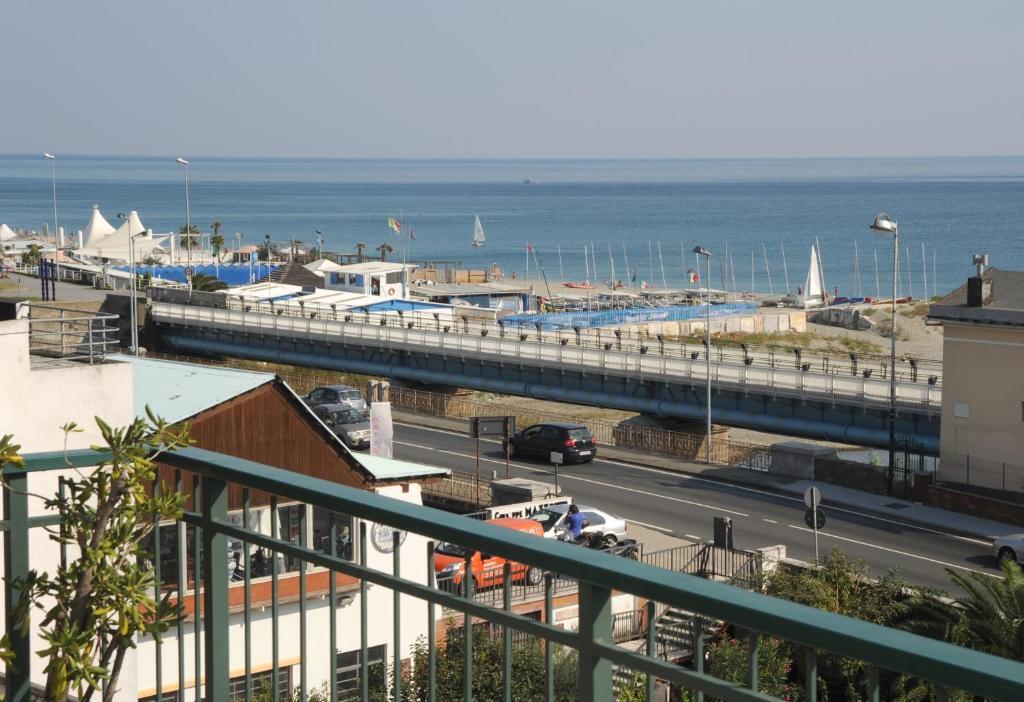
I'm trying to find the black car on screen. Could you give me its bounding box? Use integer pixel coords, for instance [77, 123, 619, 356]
[504, 423, 597, 464]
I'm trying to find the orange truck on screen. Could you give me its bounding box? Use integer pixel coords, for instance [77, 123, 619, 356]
[433, 518, 546, 591]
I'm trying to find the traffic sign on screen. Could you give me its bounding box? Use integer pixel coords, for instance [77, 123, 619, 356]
[803, 486, 822, 510]
[804, 507, 826, 530]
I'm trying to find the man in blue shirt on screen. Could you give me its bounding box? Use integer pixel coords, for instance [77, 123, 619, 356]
[567, 504, 588, 541]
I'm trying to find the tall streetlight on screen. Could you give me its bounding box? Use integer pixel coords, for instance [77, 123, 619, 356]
[176, 157, 192, 289]
[119, 212, 146, 355]
[870, 213, 899, 489]
[693, 245, 713, 464]
[43, 153, 59, 292]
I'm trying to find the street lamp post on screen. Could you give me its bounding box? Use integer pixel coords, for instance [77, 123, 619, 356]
[870, 213, 899, 491]
[693, 246, 713, 464]
[176, 158, 192, 289]
[119, 212, 146, 355]
[43, 153, 59, 292]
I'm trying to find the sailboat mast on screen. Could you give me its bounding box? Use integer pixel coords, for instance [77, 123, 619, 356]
[921, 243, 928, 302]
[533, 246, 554, 304]
[932, 249, 937, 298]
[874, 250, 881, 300]
[761, 241, 774, 295]
[729, 247, 737, 295]
[557, 244, 564, 283]
[607, 244, 616, 285]
[781, 243, 791, 295]
[905, 246, 913, 298]
[590, 241, 599, 285]
[657, 241, 668, 293]
[622, 243, 633, 290]
[750, 250, 755, 293]
[854, 240, 861, 298]
[647, 241, 655, 288]
[814, 237, 826, 301]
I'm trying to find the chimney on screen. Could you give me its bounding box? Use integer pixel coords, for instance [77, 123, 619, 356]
[967, 254, 992, 307]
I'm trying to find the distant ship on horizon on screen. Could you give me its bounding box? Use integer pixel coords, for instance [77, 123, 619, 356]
[523, 177, 538, 184]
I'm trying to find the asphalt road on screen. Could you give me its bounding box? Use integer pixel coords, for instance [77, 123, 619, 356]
[390, 422, 1000, 592]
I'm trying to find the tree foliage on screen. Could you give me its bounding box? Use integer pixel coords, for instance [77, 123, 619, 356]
[6, 412, 190, 702]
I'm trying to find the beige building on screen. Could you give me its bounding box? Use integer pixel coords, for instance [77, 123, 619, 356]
[929, 266, 1024, 492]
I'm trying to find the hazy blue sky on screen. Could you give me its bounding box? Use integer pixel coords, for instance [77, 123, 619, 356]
[2, 1, 1020, 158]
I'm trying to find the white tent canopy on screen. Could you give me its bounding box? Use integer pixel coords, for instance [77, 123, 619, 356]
[0, 224, 15, 241]
[109, 210, 147, 242]
[81, 204, 116, 247]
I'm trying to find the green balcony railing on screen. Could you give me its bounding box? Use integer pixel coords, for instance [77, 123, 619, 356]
[4, 446, 1024, 702]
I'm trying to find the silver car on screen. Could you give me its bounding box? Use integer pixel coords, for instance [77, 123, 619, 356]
[313, 404, 371, 450]
[993, 533, 1024, 565]
[529, 504, 628, 545]
[304, 384, 367, 414]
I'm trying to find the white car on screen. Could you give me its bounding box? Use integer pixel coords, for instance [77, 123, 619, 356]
[529, 504, 628, 545]
[993, 534, 1024, 565]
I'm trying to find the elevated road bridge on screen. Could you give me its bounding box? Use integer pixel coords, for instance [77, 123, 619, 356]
[149, 291, 941, 453]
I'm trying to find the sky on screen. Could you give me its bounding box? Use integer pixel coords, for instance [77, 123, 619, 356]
[1, 1, 1021, 159]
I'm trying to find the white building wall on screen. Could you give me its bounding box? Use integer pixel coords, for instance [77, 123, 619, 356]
[0, 318, 136, 700]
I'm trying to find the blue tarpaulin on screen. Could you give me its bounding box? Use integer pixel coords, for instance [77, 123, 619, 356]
[502, 302, 757, 330]
[113, 263, 279, 286]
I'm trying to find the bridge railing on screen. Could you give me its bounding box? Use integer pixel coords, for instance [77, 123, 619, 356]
[152, 300, 941, 413]
[210, 293, 942, 384]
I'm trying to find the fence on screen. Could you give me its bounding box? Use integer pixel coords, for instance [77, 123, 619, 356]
[149, 285, 943, 388]
[7, 447, 1024, 702]
[25, 304, 120, 363]
[935, 453, 1024, 497]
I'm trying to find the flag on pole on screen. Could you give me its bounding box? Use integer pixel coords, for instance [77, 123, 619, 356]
[688, 270, 699, 284]
[526, 242, 532, 252]
[387, 216, 402, 233]
[409, 227, 416, 240]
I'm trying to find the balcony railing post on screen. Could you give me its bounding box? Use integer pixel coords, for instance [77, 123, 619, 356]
[577, 581, 614, 701]
[3, 470, 31, 702]
[201, 474, 230, 702]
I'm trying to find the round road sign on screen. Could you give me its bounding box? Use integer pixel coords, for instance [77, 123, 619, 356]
[803, 486, 822, 510]
[804, 508, 826, 530]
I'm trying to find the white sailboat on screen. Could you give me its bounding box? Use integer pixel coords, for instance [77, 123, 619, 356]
[472, 215, 486, 247]
[801, 244, 826, 308]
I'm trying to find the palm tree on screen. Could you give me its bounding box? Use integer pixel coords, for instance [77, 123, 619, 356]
[210, 221, 224, 261]
[189, 273, 228, 292]
[179, 224, 199, 249]
[376, 243, 393, 261]
[900, 560, 1024, 661]
[355, 242, 367, 263]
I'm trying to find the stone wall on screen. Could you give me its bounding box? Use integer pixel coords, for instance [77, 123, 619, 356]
[814, 457, 890, 495]
[918, 478, 1024, 528]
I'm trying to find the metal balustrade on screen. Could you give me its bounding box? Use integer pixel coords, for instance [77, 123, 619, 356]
[5, 447, 1023, 702]
[151, 300, 942, 414]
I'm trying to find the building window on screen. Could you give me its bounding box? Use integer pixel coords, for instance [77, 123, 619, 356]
[313, 506, 355, 561]
[330, 272, 340, 285]
[336, 644, 386, 701]
[230, 668, 291, 701]
[385, 271, 402, 284]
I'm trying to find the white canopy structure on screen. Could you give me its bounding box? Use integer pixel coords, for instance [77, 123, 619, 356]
[81, 205, 116, 247]
[305, 258, 345, 276]
[77, 210, 166, 263]
[801, 244, 826, 308]
[0, 224, 15, 241]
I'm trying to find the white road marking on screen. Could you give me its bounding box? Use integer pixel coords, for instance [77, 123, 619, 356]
[628, 519, 674, 533]
[786, 524, 991, 575]
[685, 534, 703, 541]
[395, 421, 992, 546]
[763, 519, 778, 524]
[393, 438, 749, 517]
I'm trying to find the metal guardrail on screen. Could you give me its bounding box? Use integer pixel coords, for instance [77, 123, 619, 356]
[25, 304, 119, 363]
[4, 447, 1024, 701]
[150, 301, 943, 414]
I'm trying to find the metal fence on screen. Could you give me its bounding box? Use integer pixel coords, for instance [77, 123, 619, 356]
[149, 286, 942, 387]
[935, 453, 1024, 497]
[5, 447, 1024, 702]
[25, 304, 119, 363]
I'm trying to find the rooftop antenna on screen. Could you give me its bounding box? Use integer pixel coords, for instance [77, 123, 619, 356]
[972, 253, 989, 277]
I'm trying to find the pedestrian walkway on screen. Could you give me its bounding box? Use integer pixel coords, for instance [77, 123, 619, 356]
[392, 409, 1022, 542]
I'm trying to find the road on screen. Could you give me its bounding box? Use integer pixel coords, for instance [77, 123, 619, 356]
[390, 422, 999, 592]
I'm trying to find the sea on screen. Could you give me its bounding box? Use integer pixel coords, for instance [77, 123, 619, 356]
[2, 154, 1023, 297]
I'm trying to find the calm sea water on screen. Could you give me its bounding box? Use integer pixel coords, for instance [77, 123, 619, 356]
[2, 155, 1023, 296]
